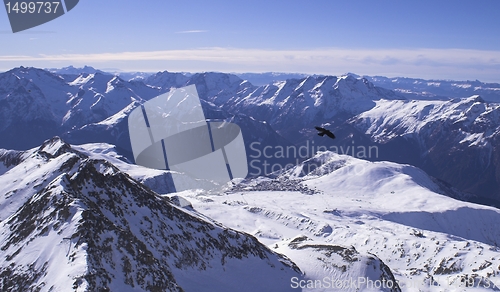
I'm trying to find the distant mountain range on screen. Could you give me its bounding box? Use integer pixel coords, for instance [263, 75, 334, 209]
[47, 66, 500, 102]
[361, 74, 500, 103]
[1, 66, 499, 206]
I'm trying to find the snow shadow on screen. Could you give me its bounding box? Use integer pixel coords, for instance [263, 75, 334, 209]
[381, 207, 500, 247]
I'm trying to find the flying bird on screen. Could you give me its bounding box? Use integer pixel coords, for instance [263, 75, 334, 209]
[315, 126, 336, 139]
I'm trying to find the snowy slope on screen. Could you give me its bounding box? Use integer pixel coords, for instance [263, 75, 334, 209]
[0, 67, 76, 149]
[73, 142, 213, 194]
[64, 73, 158, 128]
[181, 151, 500, 291]
[200, 71, 500, 204]
[0, 67, 159, 150]
[49, 66, 156, 82]
[350, 95, 500, 203]
[116, 71, 155, 82]
[4, 138, 500, 291]
[0, 67, 293, 170]
[145, 70, 190, 90]
[214, 74, 403, 143]
[80, 144, 403, 291]
[352, 95, 500, 147]
[185, 72, 257, 105]
[275, 235, 402, 292]
[0, 66, 77, 121]
[0, 138, 302, 291]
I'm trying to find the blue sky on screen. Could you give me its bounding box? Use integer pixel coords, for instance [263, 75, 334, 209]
[1, 0, 499, 81]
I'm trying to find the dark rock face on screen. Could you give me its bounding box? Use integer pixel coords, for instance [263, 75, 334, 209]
[0, 149, 24, 172]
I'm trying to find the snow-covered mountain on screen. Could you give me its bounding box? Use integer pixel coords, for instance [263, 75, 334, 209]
[214, 75, 402, 143]
[234, 72, 311, 86]
[231, 72, 500, 103]
[0, 137, 304, 291]
[116, 71, 156, 82]
[48, 65, 109, 76]
[0, 67, 296, 174]
[69, 140, 500, 290]
[48, 65, 156, 82]
[0, 137, 416, 291]
[145, 70, 190, 89]
[350, 95, 500, 205]
[2, 66, 499, 206]
[0, 67, 159, 150]
[182, 150, 500, 291]
[171, 73, 498, 205]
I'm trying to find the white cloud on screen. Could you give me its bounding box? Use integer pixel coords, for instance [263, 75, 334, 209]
[1, 47, 499, 81]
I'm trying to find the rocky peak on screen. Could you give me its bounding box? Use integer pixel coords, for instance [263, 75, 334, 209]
[0, 139, 301, 291]
[37, 137, 82, 159]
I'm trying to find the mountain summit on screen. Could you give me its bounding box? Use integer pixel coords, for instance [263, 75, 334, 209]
[0, 137, 301, 291]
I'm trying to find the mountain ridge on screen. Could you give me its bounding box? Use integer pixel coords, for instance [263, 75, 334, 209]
[1, 66, 499, 206]
[0, 137, 303, 291]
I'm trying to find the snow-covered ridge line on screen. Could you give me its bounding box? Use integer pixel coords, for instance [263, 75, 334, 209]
[0, 137, 303, 291]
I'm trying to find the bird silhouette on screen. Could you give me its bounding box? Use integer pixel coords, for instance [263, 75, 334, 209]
[315, 126, 336, 139]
